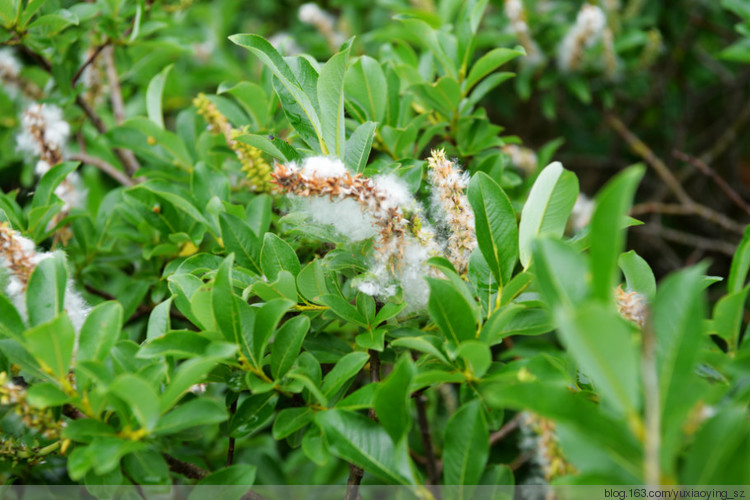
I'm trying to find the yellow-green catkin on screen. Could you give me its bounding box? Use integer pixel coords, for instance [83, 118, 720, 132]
[193, 93, 272, 192]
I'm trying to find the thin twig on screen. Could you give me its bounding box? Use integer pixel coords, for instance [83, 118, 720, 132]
[69, 152, 135, 187]
[672, 149, 750, 216]
[227, 398, 237, 467]
[635, 225, 737, 256]
[489, 413, 522, 447]
[71, 42, 109, 87]
[345, 350, 382, 500]
[606, 112, 745, 234]
[102, 46, 141, 176]
[700, 97, 750, 165]
[161, 453, 208, 480]
[19, 46, 140, 178]
[415, 390, 440, 490]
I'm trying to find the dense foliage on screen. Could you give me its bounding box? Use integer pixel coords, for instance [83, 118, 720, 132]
[1, 0, 750, 493]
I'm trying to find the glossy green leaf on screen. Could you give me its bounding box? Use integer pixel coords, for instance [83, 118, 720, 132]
[345, 121, 376, 173]
[618, 250, 656, 300]
[77, 301, 123, 363]
[468, 172, 518, 287]
[555, 301, 640, 417]
[374, 355, 414, 442]
[24, 314, 75, 381]
[315, 409, 415, 484]
[443, 400, 489, 487]
[465, 47, 524, 92]
[653, 264, 709, 472]
[589, 165, 645, 301]
[518, 162, 578, 268]
[260, 233, 301, 280]
[109, 374, 160, 431]
[318, 42, 351, 157]
[229, 34, 324, 152]
[271, 316, 310, 379]
[155, 398, 228, 435]
[321, 351, 370, 397]
[26, 251, 67, 327]
[31, 162, 79, 209]
[146, 64, 173, 129]
[427, 277, 478, 345]
[728, 225, 750, 293]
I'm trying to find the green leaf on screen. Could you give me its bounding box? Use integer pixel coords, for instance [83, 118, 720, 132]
[427, 277, 478, 345]
[260, 233, 301, 280]
[468, 172, 518, 288]
[272, 407, 314, 439]
[109, 374, 160, 431]
[77, 301, 123, 363]
[191, 464, 257, 500]
[411, 76, 462, 117]
[395, 16, 457, 79]
[160, 357, 224, 413]
[319, 294, 367, 327]
[122, 450, 170, 485]
[315, 409, 415, 484]
[219, 212, 262, 275]
[146, 298, 172, 341]
[271, 316, 310, 379]
[345, 56, 386, 123]
[24, 314, 75, 381]
[653, 264, 709, 472]
[531, 238, 589, 309]
[297, 260, 329, 303]
[714, 287, 750, 349]
[26, 252, 67, 327]
[321, 351, 370, 397]
[345, 121, 377, 173]
[26, 382, 71, 407]
[589, 165, 645, 301]
[456, 340, 492, 379]
[233, 133, 289, 162]
[229, 34, 324, 152]
[0, 293, 25, 339]
[728, 225, 750, 293]
[680, 406, 750, 484]
[31, 162, 79, 209]
[146, 64, 173, 129]
[465, 47, 524, 92]
[443, 400, 489, 487]
[374, 355, 414, 443]
[155, 398, 228, 434]
[318, 43, 351, 157]
[252, 299, 295, 365]
[251, 270, 298, 302]
[618, 250, 656, 301]
[213, 255, 243, 346]
[518, 162, 578, 268]
[555, 301, 640, 417]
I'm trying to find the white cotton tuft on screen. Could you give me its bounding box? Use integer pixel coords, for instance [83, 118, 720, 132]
[557, 4, 607, 71]
[306, 197, 377, 241]
[299, 3, 329, 26]
[300, 155, 348, 179]
[568, 193, 595, 232]
[0, 48, 21, 81]
[35, 160, 51, 176]
[374, 174, 416, 211]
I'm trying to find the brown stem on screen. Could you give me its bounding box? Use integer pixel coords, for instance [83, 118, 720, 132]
[672, 149, 750, 216]
[345, 349, 382, 499]
[71, 42, 109, 87]
[415, 390, 440, 489]
[69, 152, 135, 187]
[635, 225, 737, 256]
[19, 46, 140, 177]
[606, 112, 745, 234]
[226, 398, 237, 467]
[162, 453, 208, 480]
[489, 413, 522, 447]
[102, 46, 141, 176]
